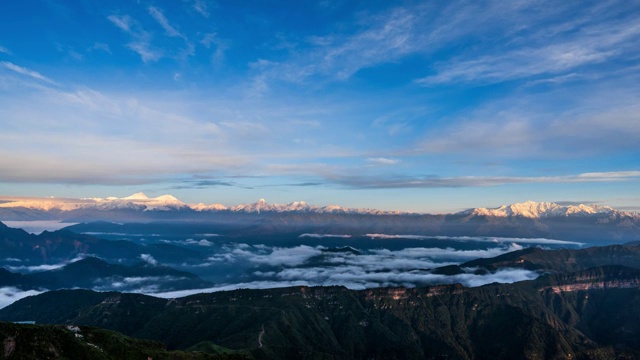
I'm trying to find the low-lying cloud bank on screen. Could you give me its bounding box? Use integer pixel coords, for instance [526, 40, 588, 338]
[150, 267, 538, 299]
[299, 233, 353, 239]
[367, 234, 583, 246]
[200, 242, 525, 270]
[0, 236, 574, 308]
[160, 241, 541, 298]
[0, 287, 43, 309]
[4, 255, 88, 273]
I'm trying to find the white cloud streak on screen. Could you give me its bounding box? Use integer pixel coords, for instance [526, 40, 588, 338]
[330, 171, 640, 189]
[1, 61, 56, 84]
[148, 7, 181, 37]
[299, 234, 352, 239]
[364, 234, 582, 246]
[4, 256, 87, 273]
[107, 14, 162, 63]
[230, 245, 324, 267]
[150, 267, 539, 299]
[140, 254, 158, 266]
[367, 158, 399, 165]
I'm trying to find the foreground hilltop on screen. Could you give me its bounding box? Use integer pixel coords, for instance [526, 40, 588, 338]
[0, 321, 245, 359]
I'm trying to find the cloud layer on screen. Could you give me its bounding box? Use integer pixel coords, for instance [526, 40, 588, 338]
[177, 240, 551, 292]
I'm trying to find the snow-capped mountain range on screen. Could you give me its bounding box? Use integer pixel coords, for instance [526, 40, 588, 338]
[0, 193, 635, 218]
[0, 193, 405, 215]
[1, 194, 638, 243]
[457, 200, 625, 218]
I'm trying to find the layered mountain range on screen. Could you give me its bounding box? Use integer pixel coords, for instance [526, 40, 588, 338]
[3, 214, 640, 358]
[1, 193, 636, 218]
[1, 194, 639, 243]
[3, 264, 640, 359]
[0, 221, 205, 265]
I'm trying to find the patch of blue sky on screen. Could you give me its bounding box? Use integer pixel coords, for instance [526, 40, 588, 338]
[0, 0, 638, 212]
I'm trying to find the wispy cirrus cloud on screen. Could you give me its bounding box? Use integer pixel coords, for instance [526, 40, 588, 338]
[147, 5, 196, 58]
[108, 14, 162, 62]
[249, 5, 422, 92]
[200, 33, 227, 61]
[148, 7, 181, 38]
[250, 1, 640, 91]
[1, 61, 56, 85]
[89, 42, 112, 54]
[186, 0, 209, 18]
[416, 1, 640, 85]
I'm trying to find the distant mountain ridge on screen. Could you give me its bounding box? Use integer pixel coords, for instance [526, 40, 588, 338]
[0, 221, 205, 264]
[457, 200, 624, 218]
[0, 193, 636, 218]
[1, 196, 639, 243]
[0, 193, 406, 215]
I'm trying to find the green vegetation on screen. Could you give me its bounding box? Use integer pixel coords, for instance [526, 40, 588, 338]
[0, 322, 248, 359]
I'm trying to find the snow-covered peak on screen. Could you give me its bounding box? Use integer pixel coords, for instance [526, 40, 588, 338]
[191, 203, 228, 211]
[142, 195, 188, 210]
[154, 194, 180, 202]
[123, 192, 149, 200]
[231, 199, 274, 213]
[460, 201, 620, 218]
[0, 197, 88, 211]
[0, 193, 188, 212]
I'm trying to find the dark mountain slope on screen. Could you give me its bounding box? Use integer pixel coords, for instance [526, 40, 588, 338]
[3, 266, 640, 359]
[0, 222, 205, 265]
[461, 244, 640, 273]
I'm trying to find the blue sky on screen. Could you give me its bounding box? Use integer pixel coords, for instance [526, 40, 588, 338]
[1, 0, 639, 212]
